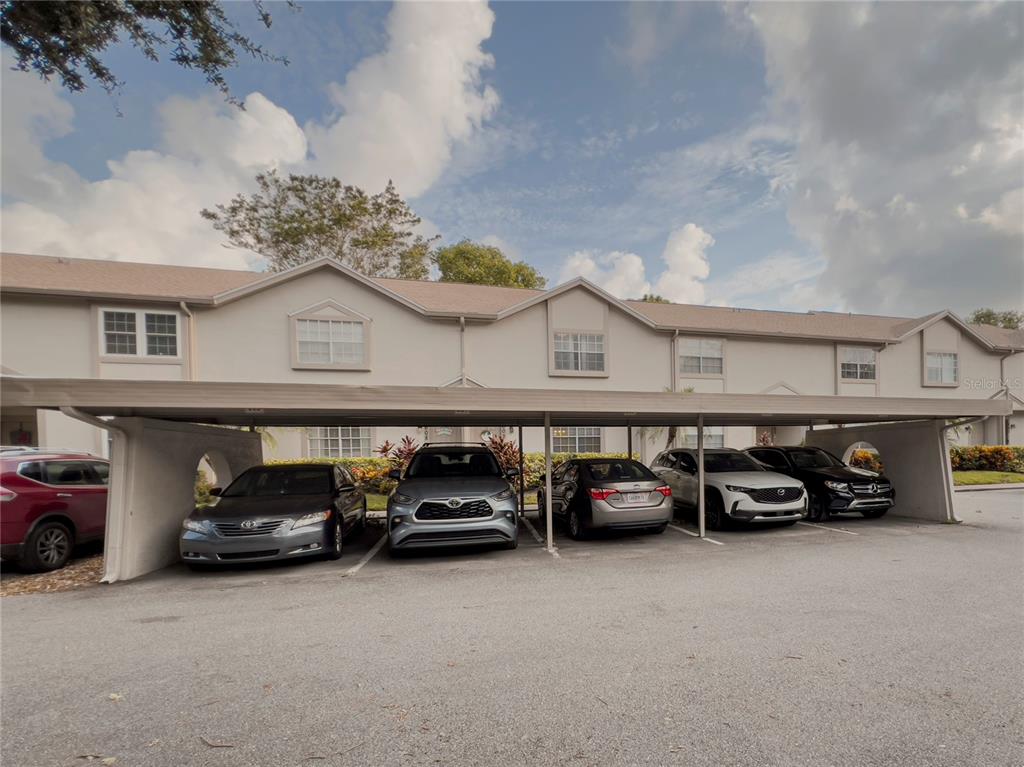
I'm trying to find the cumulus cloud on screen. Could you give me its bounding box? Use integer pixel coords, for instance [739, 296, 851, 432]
[747, 2, 1024, 314]
[305, 1, 498, 198]
[1, 1, 499, 267]
[705, 252, 830, 311]
[559, 223, 714, 303]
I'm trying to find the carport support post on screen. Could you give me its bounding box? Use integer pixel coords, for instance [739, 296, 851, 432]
[517, 425, 525, 515]
[627, 423, 633, 458]
[544, 412, 554, 552]
[697, 414, 706, 538]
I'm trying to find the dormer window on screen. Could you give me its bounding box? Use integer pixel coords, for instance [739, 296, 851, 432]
[289, 300, 371, 371]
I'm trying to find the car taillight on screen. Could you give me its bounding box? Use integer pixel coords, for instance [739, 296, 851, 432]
[655, 485, 672, 497]
[588, 488, 619, 501]
[0, 486, 16, 502]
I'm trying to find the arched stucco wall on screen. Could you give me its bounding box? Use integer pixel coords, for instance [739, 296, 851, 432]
[103, 418, 262, 582]
[804, 420, 956, 524]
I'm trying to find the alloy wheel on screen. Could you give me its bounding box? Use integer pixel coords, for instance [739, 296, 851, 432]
[38, 528, 69, 566]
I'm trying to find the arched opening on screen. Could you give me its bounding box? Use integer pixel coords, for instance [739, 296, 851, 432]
[843, 441, 885, 474]
[195, 450, 233, 507]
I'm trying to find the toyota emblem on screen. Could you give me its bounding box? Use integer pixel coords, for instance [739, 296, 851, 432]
[776, 488, 785, 496]
[447, 498, 463, 509]
[240, 520, 257, 529]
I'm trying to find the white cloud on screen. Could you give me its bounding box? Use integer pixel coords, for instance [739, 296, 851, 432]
[705, 252, 831, 311]
[1, 1, 500, 267]
[747, 2, 1024, 314]
[304, 0, 498, 198]
[612, 3, 692, 73]
[558, 223, 715, 303]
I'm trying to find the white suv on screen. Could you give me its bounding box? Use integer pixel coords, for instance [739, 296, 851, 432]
[651, 448, 807, 529]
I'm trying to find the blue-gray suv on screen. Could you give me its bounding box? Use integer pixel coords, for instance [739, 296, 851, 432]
[387, 444, 519, 556]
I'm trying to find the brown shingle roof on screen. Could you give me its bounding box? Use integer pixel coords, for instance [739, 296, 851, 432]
[2, 252, 1020, 349]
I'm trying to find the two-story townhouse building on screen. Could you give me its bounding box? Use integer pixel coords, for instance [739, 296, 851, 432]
[2, 252, 1022, 466]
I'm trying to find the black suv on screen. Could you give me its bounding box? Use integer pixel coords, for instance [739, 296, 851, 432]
[744, 446, 894, 522]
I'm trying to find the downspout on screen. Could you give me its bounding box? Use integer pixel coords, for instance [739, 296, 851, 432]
[60, 407, 128, 583]
[998, 351, 1015, 445]
[670, 330, 679, 449]
[179, 301, 197, 381]
[459, 316, 466, 386]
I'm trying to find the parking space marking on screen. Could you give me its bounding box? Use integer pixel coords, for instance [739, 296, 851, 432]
[797, 521, 860, 536]
[521, 515, 544, 545]
[343, 532, 388, 576]
[667, 523, 724, 545]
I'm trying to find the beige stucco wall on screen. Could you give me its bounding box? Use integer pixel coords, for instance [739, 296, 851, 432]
[1, 296, 94, 377]
[879, 319, 1001, 398]
[721, 338, 835, 395]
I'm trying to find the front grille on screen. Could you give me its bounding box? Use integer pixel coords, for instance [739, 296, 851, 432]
[749, 487, 803, 504]
[403, 529, 510, 544]
[214, 520, 287, 537]
[217, 549, 279, 560]
[415, 500, 492, 521]
[850, 482, 892, 496]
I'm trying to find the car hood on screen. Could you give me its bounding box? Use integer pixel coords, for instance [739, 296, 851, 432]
[397, 476, 509, 500]
[192, 495, 332, 520]
[707, 471, 803, 488]
[798, 466, 885, 481]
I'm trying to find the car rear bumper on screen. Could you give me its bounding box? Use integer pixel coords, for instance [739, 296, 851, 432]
[590, 497, 673, 529]
[0, 542, 24, 560]
[179, 525, 327, 565]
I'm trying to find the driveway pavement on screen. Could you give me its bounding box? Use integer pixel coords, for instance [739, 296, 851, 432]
[2, 492, 1022, 766]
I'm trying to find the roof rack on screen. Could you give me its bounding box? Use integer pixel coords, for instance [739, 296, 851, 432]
[420, 442, 489, 448]
[0, 446, 98, 457]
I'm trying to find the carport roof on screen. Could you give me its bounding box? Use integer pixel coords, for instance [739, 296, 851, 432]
[1, 376, 1010, 428]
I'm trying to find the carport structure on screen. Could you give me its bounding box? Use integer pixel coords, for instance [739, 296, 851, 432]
[1, 376, 1009, 582]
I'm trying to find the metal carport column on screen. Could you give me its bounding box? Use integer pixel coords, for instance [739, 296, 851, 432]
[544, 412, 555, 552]
[697, 414, 706, 539]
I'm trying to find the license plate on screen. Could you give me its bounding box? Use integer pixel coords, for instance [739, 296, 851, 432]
[626, 492, 647, 504]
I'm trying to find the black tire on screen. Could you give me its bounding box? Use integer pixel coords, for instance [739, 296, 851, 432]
[535, 492, 546, 527]
[505, 536, 519, 550]
[324, 520, 343, 560]
[861, 508, 889, 519]
[567, 508, 586, 540]
[704, 493, 726, 531]
[387, 537, 405, 559]
[356, 502, 368, 536]
[807, 494, 828, 522]
[21, 521, 74, 572]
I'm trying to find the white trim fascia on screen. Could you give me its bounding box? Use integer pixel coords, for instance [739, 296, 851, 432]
[758, 381, 803, 396]
[497, 277, 659, 329]
[895, 310, 996, 351]
[286, 298, 372, 323]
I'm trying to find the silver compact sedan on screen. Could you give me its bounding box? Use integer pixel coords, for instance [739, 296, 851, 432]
[536, 458, 673, 539]
[180, 464, 366, 568]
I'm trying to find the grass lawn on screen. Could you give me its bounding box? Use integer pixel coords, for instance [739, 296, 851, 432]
[953, 471, 1024, 486]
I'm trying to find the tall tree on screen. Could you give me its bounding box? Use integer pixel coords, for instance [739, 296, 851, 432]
[967, 308, 1023, 329]
[432, 240, 546, 289]
[640, 294, 669, 303]
[201, 172, 435, 279]
[0, 0, 288, 104]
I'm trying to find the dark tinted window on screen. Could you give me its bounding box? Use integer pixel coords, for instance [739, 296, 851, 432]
[787, 448, 844, 469]
[703, 452, 763, 473]
[584, 461, 656, 482]
[18, 462, 43, 482]
[42, 461, 95, 485]
[749, 450, 788, 469]
[222, 467, 332, 497]
[674, 452, 697, 472]
[406, 450, 501, 478]
[87, 462, 110, 485]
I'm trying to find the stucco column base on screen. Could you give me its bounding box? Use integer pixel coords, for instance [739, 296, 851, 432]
[103, 418, 262, 583]
[804, 420, 957, 524]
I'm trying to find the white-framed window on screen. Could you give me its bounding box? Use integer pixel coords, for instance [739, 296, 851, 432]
[681, 426, 725, 449]
[925, 352, 958, 385]
[553, 332, 605, 372]
[297, 319, 365, 365]
[307, 427, 372, 458]
[839, 346, 876, 381]
[101, 309, 179, 358]
[679, 338, 724, 375]
[552, 426, 602, 453]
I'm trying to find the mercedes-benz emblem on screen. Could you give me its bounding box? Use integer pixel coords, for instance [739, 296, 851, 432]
[447, 498, 463, 509]
[776, 488, 785, 496]
[870, 483, 878, 494]
[240, 520, 257, 529]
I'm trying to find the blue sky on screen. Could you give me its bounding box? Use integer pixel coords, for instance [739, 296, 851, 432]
[2, 2, 1021, 316]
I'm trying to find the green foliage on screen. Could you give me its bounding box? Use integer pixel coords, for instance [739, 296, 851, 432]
[952, 471, 1024, 486]
[640, 294, 669, 303]
[201, 172, 435, 278]
[432, 240, 546, 289]
[967, 308, 1023, 329]
[195, 469, 215, 508]
[848, 450, 884, 474]
[0, 0, 288, 104]
[949, 445, 1024, 473]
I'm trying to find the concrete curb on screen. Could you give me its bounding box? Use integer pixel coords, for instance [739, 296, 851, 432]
[954, 483, 1024, 492]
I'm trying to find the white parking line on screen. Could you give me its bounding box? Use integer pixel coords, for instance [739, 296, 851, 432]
[343, 532, 388, 576]
[521, 517, 560, 557]
[797, 521, 860, 536]
[668, 524, 724, 545]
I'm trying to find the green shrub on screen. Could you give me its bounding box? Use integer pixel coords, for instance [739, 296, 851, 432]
[195, 469, 215, 508]
[849, 449, 883, 474]
[949, 445, 1024, 473]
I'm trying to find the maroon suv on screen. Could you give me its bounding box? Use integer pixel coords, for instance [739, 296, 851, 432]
[0, 449, 109, 572]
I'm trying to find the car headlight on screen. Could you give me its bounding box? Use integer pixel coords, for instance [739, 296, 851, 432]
[824, 481, 849, 492]
[182, 518, 208, 533]
[725, 485, 754, 493]
[292, 510, 332, 529]
[491, 487, 514, 501]
[391, 492, 416, 505]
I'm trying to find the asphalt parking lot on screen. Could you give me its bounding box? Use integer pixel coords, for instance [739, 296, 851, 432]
[2, 490, 1022, 767]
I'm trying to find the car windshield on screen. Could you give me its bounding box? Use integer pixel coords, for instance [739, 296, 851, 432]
[788, 448, 844, 469]
[406, 450, 502, 478]
[585, 461, 655, 482]
[703, 452, 763, 473]
[221, 468, 332, 497]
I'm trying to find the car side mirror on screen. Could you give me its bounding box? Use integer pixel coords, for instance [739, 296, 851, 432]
[505, 467, 520, 478]
[209, 487, 222, 497]
[388, 469, 402, 480]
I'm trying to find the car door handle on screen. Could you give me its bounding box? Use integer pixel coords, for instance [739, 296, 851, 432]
[56, 492, 73, 498]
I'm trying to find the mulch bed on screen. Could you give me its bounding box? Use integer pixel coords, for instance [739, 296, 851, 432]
[0, 554, 104, 597]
